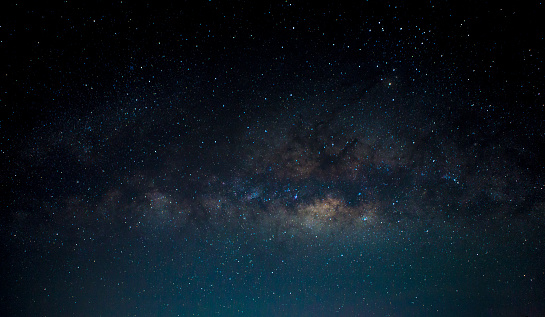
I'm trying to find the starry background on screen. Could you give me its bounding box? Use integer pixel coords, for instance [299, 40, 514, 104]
[1, 1, 545, 316]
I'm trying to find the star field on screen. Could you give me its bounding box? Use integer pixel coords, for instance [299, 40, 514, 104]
[2, 1, 545, 316]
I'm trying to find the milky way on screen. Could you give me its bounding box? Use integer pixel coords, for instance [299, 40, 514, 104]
[18, 75, 543, 241]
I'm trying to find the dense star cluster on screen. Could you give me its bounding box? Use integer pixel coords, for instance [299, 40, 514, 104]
[2, 1, 544, 316]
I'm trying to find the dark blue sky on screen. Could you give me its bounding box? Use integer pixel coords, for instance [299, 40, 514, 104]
[2, 1, 544, 316]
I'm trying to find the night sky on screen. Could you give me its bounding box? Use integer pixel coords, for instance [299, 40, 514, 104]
[2, 1, 545, 316]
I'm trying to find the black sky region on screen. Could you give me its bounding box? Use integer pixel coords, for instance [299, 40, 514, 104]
[1, 1, 545, 316]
